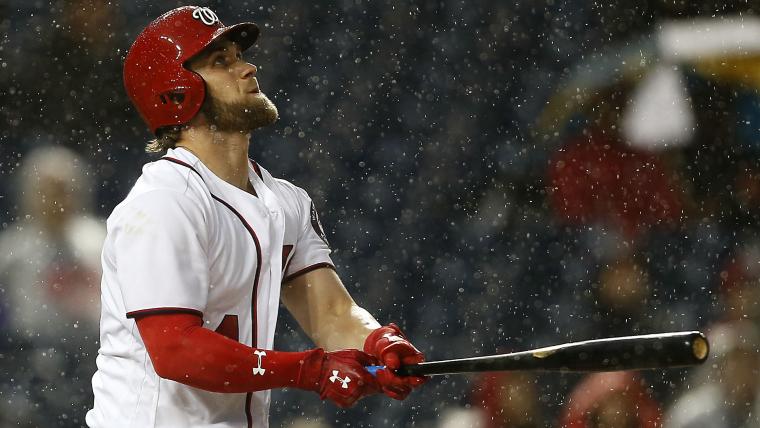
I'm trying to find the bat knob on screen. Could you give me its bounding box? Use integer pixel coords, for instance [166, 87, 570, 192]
[691, 333, 710, 361]
[365, 365, 385, 376]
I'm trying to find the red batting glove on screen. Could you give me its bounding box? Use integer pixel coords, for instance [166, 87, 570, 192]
[296, 349, 381, 408]
[364, 323, 428, 400]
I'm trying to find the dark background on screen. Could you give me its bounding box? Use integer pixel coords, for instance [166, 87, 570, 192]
[3, 1, 760, 426]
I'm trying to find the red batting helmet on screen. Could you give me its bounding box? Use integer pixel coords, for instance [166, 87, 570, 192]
[124, 6, 259, 134]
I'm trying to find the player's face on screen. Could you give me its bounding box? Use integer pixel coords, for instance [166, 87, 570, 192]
[188, 39, 278, 133]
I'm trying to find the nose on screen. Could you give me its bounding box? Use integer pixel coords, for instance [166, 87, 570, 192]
[240, 62, 257, 79]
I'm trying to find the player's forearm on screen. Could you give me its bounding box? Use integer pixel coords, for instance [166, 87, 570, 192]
[282, 267, 381, 350]
[311, 303, 381, 351]
[136, 313, 318, 393]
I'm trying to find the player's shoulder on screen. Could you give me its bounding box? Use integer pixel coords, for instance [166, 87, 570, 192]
[110, 154, 212, 221]
[142, 153, 205, 190]
[140, 151, 212, 196]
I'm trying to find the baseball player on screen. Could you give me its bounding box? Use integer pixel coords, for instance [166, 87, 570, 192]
[86, 6, 426, 427]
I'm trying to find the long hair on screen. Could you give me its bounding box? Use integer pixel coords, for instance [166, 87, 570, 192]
[146, 125, 183, 153]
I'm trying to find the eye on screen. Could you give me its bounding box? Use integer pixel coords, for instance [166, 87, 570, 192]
[213, 55, 227, 66]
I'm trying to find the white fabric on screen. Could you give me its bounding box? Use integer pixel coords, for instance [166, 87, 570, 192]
[665, 383, 760, 428]
[621, 64, 695, 151]
[658, 15, 760, 61]
[87, 148, 333, 428]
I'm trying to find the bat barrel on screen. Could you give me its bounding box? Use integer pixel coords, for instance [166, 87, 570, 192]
[397, 331, 709, 376]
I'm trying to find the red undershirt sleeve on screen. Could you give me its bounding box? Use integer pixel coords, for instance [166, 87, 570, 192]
[134, 312, 322, 393]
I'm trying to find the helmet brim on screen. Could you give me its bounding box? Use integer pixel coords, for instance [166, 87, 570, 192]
[213, 22, 260, 52]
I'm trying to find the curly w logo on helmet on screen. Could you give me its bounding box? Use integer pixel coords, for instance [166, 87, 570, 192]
[192, 7, 219, 26]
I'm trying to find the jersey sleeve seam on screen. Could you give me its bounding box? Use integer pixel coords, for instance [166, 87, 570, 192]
[126, 307, 204, 319]
[282, 262, 335, 283]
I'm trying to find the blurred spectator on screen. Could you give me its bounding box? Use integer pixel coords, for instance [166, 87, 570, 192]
[595, 257, 655, 336]
[560, 372, 662, 428]
[471, 372, 546, 428]
[665, 320, 760, 428]
[437, 407, 485, 428]
[0, 146, 104, 426]
[557, 251, 663, 342]
[547, 88, 684, 239]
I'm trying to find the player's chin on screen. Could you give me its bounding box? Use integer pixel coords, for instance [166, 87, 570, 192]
[257, 107, 279, 128]
[244, 100, 278, 129]
[254, 96, 279, 123]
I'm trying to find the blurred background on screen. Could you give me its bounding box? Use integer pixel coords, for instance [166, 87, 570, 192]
[3, 0, 760, 426]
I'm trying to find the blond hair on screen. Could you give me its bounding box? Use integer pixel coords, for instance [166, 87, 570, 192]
[146, 126, 183, 153]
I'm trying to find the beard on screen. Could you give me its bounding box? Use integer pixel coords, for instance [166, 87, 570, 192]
[201, 90, 279, 133]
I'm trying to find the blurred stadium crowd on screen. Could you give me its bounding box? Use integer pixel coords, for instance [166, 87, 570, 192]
[3, 0, 760, 427]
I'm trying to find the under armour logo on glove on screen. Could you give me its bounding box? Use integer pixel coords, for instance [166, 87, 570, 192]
[252, 350, 266, 376]
[329, 370, 351, 389]
[297, 349, 379, 408]
[192, 7, 220, 26]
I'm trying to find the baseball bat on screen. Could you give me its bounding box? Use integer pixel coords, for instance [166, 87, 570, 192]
[366, 331, 708, 377]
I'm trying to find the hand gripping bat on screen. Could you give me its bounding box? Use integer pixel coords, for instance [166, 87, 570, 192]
[366, 331, 708, 376]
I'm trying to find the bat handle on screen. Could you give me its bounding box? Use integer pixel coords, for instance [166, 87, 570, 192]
[365, 365, 421, 376]
[365, 365, 385, 376]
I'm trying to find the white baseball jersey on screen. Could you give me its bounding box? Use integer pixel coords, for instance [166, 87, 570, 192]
[87, 147, 333, 428]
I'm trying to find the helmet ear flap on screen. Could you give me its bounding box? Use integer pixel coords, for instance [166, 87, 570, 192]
[159, 91, 186, 106]
[152, 70, 206, 126]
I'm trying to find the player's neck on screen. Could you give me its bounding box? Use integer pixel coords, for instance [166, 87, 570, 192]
[177, 126, 252, 192]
